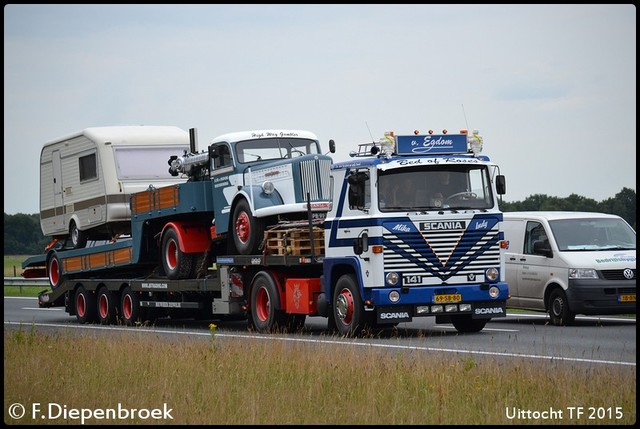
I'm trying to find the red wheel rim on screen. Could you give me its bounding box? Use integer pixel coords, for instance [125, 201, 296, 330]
[235, 212, 250, 244]
[255, 287, 270, 322]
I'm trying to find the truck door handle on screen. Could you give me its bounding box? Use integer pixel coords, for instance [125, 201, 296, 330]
[519, 257, 526, 262]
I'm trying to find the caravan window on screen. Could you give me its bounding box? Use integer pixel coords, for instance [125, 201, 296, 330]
[79, 153, 97, 182]
[114, 146, 189, 180]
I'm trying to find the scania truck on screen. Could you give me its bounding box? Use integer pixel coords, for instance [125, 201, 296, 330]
[26, 127, 509, 336]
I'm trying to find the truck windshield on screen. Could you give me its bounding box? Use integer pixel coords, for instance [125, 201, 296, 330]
[549, 218, 637, 251]
[235, 138, 319, 163]
[378, 165, 494, 211]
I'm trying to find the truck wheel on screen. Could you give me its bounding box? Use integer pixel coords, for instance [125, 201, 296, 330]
[333, 274, 372, 337]
[232, 199, 264, 255]
[162, 227, 194, 280]
[450, 315, 487, 333]
[97, 287, 117, 325]
[69, 220, 88, 249]
[121, 286, 142, 326]
[75, 286, 97, 324]
[548, 289, 576, 326]
[47, 253, 62, 289]
[250, 273, 287, 333]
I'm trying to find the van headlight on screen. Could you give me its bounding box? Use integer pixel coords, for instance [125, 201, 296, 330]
[569, 268, 598, 279]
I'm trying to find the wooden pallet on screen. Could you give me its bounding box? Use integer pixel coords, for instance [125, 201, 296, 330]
[264, 226, 324, 255]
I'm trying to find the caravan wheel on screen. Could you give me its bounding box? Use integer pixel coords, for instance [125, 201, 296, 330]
[69, 220, 88, 249]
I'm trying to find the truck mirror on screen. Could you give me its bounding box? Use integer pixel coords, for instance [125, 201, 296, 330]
[208, 145, 219, 159]
[329, 139, 336, 154]
[353, 232, 369, 255]
[496, 175, 506, 195]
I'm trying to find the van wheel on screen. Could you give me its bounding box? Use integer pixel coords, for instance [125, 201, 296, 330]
[548, 289, 575, 326]
[161, 227, 193, 280]
[70, 221, 88, 249]
[232, 199, 264, 255]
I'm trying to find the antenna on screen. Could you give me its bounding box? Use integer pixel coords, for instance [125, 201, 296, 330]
[461, 104, 470, 130]
[365, 121, 374, 143]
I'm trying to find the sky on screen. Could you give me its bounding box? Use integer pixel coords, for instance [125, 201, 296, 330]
[3, 4, 636, 215]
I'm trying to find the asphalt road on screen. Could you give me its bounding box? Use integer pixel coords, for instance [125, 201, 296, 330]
[4, 296, 636, 368]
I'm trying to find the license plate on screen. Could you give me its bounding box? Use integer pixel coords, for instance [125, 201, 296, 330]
[434, 294, 462, 303]
[619, 294, 636, 302]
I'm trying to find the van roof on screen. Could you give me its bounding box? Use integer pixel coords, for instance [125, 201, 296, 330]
[44, 125, 189, 147]
[503, 211, 621, 221]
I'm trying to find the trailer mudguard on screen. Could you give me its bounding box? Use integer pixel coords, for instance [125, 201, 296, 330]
[162, 221, 211, 253]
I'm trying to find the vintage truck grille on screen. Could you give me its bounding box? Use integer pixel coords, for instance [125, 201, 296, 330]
[383, 223, 502, 285]
[300, 158, 332, 201]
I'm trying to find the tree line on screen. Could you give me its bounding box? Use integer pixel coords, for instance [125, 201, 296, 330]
[4, 187, 636, 256]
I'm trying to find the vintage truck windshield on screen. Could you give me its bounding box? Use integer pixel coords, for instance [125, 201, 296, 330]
[235, 138, 320, 163]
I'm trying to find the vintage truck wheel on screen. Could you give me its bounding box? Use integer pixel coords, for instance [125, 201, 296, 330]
[232, 199, 264, 255]
[161, 227, 194, 280]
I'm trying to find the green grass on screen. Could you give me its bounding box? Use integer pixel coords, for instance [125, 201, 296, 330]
[3, 326, 636, 425]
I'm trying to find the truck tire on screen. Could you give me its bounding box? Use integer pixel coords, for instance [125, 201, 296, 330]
[121, 286, 142, 326]
[70, 220, 88, 249]
[232, 198, 264, 255]
[250, 272, 287, 333]
[161, 227, 194, 280]
[548, 288, 576, 326]
[47, 253, 62, 289]
[333, 274, 372, 337]
[75, 286, 97, 324]
[450, 315, 487, 333]
[97, 287, 118, 325]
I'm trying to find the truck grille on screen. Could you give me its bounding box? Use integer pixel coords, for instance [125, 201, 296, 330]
[300, 158, 332, 201]
[383, 221, 502, 285]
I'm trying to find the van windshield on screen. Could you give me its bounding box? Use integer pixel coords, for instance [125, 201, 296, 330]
[549, 218, 637, 251]
[115, 146, 189, 179]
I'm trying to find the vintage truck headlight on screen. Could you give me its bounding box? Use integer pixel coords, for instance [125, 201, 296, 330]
[262, 181, 274, 195]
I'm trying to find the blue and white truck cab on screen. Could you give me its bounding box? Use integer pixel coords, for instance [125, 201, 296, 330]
[321, 129, 510, 334]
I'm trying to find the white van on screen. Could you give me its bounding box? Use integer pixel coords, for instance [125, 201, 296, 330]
[40, 125, 190, 248]
[503, 211, 636, 325]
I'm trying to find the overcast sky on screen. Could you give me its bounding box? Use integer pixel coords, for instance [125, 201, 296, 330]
[4, 4, 636, 215]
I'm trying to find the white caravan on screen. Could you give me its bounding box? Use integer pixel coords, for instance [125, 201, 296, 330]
[39, 125, 190, 248]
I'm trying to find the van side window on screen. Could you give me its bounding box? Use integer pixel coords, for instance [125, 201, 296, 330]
[524, 221, 548, 255]
[214, 144, 232, 169]
[79, 153, 97, 182]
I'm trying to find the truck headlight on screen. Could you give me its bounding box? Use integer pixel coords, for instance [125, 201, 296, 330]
[485, 267, 499, 282]
[262, 181, 274, 195]
[385, 272, 399, 286]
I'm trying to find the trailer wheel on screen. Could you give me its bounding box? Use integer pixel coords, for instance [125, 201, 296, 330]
[161, 227, 194, 280]
[333, 274, 372, 337]
[232, 198, 264, 255]
[69, 220, 88, 249]
[450, 315, 487, 333]
[121, 286, 142, 326]
[250, 273, 287, 333]
[97, 287, 117, 325]
[75, 286, 97, 324]
[47, 253, 62, 289]
[548, 288, 576, 326]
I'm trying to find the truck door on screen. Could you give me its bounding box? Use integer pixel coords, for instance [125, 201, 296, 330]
[52, 149, 65, 229]
[515, 221, 552, 309]
[209, 142, 236, 235]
